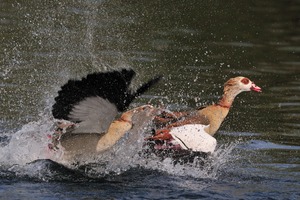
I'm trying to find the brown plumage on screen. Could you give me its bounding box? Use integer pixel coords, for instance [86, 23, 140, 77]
[152, 76, 261, 137]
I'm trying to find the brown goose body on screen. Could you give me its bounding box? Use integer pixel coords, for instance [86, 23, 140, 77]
[150, 76, 262, 151]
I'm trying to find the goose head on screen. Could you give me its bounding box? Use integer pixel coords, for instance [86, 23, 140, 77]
[223, 76, 262, 97]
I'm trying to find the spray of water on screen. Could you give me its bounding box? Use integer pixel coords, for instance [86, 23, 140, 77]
[0, 106, 239, 181]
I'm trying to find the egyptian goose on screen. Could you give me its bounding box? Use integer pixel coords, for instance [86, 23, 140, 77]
[147, 76, 262, 154]
[50, 69, 161, 160]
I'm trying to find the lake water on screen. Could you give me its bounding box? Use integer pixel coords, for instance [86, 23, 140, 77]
[0, 0, 299, 199]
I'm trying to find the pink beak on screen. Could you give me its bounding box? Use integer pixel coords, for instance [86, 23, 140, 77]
[250, 82, 262, 92]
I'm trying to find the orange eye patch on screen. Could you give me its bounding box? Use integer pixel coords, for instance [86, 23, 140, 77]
[241, 78, 250, 84]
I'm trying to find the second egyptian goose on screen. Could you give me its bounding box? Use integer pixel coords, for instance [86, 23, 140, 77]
[147, 76, 262, 153]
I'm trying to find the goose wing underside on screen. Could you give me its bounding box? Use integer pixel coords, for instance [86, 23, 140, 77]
[68, 96, 118, 134]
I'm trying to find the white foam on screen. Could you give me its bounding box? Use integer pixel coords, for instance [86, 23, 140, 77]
[0, 113, 238, 179]
[0, 115, 56, 166]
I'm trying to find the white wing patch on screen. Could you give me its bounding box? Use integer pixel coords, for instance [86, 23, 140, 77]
[170, 124, 217, 153]
[68, 96, 118, 134]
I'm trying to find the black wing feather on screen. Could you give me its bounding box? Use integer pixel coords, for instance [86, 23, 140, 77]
[52, 69, 161, 121]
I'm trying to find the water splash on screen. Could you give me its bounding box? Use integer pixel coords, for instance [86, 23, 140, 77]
[0, 115, 55, 166]
[0, 111, 238, 181]
[137, 142, 238, 179]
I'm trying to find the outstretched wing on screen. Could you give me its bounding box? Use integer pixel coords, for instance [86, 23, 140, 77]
[52, 68, 162, 133]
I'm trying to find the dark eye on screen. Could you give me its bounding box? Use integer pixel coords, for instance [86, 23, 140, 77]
[241, 78, 250, 84]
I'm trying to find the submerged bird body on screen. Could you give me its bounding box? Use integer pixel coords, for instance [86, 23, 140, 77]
[51, 105, 158, 162]
[50, 69, 261, 162]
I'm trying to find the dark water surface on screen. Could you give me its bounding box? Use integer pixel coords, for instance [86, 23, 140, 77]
[1, 0, 299, 199]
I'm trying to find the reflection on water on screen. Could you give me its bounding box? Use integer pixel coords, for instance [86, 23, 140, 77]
[0, 0, 299, 199]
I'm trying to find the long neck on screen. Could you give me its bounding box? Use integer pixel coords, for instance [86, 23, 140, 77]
[199, 88, 240, 136]
[218, 88, 240, 108]
[96, 112, 133, 152]
[201, 105, 229, 136]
